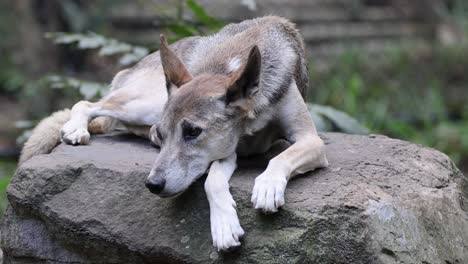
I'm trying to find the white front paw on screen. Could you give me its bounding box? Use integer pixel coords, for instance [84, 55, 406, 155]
[210, 206, 244, 251]
[251, 173, 287, 213]
[61, 121, 90, 145]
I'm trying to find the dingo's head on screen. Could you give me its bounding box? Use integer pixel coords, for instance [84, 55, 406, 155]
[145, 35, 261, 197]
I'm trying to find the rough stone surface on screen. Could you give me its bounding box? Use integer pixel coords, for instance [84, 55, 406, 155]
[1, 133, 467, 264]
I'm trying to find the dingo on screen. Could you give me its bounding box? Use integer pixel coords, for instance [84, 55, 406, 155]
[20, 16, 328, 251]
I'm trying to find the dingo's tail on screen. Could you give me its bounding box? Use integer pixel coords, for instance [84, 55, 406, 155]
[18, 109, 71, 165]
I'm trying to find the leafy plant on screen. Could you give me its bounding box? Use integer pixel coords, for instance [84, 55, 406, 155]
[0, 1, 27, 97]
[310, 44, 468, 164]
[452, 0, 468, 34]
[46, 32, 149, 66]
[185, 0, 223, 30]
[45, 75, 108, 100]
[0, 159, 16, 217]
[163, 0, 224, 42]
[308, 104, 369, 135]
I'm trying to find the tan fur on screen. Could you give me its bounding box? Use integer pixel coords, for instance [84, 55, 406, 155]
[167, 74, 231, 122]
[88, 117, 119, 134]
[19, 109, 71, 165]
[19, 112, 118, 165]
[125, 125, 150, 138]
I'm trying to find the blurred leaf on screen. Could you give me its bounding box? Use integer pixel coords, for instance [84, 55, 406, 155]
[44, 75, 108, 99]
[166, 23, 200, 38]
[46, 32, 149, 67]
[46, 32, 83, 44]
[384, 119, 418, 139]
[308, 104, 369, 135]
[99, 41, 132, 56]
[77, 34, 107, 49]
[14, 120, 34, 129]
[241, 0, 257, 11]
[119, 53, 142, 66]
[309, 109, 332, 132]
[186, 0, 223, 30]
[133, 47, 149, 57]
[79, 82, 101, 100]
[117, 46, 149, 65]
[59, 0, 88, 32]
[0, 177, 10, 192]
[16, 129, 33, 146]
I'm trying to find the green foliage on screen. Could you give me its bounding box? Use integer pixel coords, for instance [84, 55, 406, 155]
[0, 67, 28, 96]
[308, 104, 369, 135]
[0, 159, 15, 217]
[0, 160, 15, 181]
[310, 44, 468, 164]
[164, 0, 224, 42]
[46, 32, 149, 66]
[185, 0, 223, 30]
[45, 75, 108, 100]
[452, 0, 468, 33]
[0, 1, 27, 97]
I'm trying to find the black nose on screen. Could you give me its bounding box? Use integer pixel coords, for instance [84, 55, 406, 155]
[145, 178, 166, 194]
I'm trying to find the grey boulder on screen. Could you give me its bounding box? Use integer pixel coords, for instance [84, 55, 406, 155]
[1, 133, 467, 263]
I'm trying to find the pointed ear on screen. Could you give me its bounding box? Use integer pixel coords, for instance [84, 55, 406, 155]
[159, 34, 192, 92]
[225, 45, 261, 105]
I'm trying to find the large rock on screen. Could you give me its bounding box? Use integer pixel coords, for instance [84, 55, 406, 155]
[1, 133, 467, 263]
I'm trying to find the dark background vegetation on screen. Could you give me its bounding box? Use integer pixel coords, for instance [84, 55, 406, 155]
[0, 0, 467, 216]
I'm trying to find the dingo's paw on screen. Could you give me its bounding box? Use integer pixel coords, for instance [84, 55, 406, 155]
[210, 206, 244, 251]
[61, 121, 90, 145]
[251, 172, 287, 213]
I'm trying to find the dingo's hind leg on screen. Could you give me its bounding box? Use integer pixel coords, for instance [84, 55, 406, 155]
[61, 92, 162, 145]
[88, 117, 119, 135]
[61, 67, 167, 145]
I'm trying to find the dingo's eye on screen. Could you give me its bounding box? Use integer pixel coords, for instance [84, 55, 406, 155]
[182, 121, 202, 141]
